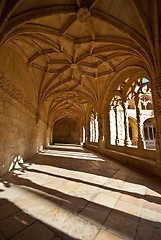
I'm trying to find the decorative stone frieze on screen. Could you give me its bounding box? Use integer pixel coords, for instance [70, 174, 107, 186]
[0, 72, 36, 115]
[0, 72, 47, 124]
[0, 73, 47, 124]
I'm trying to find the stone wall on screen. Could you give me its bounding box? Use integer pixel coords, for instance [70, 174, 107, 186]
[53, 118, 80, 144]
[0, 91, 50, 177]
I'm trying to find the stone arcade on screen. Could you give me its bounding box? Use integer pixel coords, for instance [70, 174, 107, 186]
[0, 1, 161, 240]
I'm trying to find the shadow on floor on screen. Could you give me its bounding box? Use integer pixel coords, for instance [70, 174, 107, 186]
[1, 144, 161, 239]
[30, 145, 161, 194]
[20, 167, 161, 205]
[0, 170, 161, 240]
[0, 198, 78, 240]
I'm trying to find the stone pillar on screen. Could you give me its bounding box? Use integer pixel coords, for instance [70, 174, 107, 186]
[51, 128, 53, 144]
[135, 96, 145, 149]
[114, 106, 119, 145]
[94, 114, 96, 142]
[98, 113, 102, 147]
[151, 77, 161, 164]
[85, 118, 90, 144]
[90, 119, 93, 142]
[122, 101, 131, 146]
[99, 112, 108, 149]
[79, 124, 83, 145]
[106, 110, 111, 147]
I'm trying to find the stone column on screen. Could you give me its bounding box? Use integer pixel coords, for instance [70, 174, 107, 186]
[51, 128, 53, 144]
[114, 106, 119, 145]
[85, 118, 90, 144]
[90, 119, 93, 142]
[122, 101, 131, 146]
[106, 110, 111, 147]
[151, 77, 161, 164]
[79, 124, 83, 145]
[98, 113, 102, 147]
[99, 112, 109, 149]
[135, 96, 145, 149]
[94, 114, 96, 142]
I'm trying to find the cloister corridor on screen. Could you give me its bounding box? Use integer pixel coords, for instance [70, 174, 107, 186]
[0, 144, 161, 240]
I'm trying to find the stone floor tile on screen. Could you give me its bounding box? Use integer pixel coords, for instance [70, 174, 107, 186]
[0, 185, 26, 201]
[0, 198, 9, 207]
[41, 207, 75, 229]
[61, 195, 88, 213]
[14, 191, 40, 209]
[79, 202, 111, 227]
[143, 200, 161, 213]
[95, 229, 124, 240]
[32, 175, 53, 185]
[0, 202, 20, 221]
[10, 221, 54, 240]
[121, 182, 147, 195]
[103, 210, 139, 240]
[0, 231, 6, 240]
[119, 193, 144, 206]
[92, 192, 119, 208]
[126, 173, 145, 185]
[135, 222, 161, 240]
[24, 197, 60, 218]
[68, 171, 94, 182]
[72, 184, 100, 200]
[65, 215, 100, 240]
[55, 181, 80, 194]
[144, 188, 161, 205]
[41, 207, 100, 239]
[90, 175, 108, 185]
[140, 207, 161, 229]
[44, 178, 68, 190]
[72, 191, 97, 201]
[99, 188, 121, 199]
[104, 178, 125, 189]
[114, 199, 142, 219]
[0, 210, 35, 238]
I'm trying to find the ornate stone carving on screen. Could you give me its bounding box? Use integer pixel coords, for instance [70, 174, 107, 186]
[70, 63, 77, 69]
[77, 8, 91, 23]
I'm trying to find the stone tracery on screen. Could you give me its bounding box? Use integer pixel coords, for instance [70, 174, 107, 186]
[109, 78, 156, 150]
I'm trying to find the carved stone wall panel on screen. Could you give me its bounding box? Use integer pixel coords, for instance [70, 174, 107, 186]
[0, 71, 36, 115]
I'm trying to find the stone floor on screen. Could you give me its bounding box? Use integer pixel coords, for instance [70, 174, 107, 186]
[0, 144, 161, 240]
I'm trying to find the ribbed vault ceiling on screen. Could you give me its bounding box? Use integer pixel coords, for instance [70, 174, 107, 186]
[0, 0, 159, 126]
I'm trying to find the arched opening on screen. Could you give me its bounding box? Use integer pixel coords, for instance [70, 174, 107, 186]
[53, 118, 80, 144]
[110, 95, 125, 146]
[109, 78, 156, 149]
[128, 117, 138, 146]
[143, 118, 156, 149]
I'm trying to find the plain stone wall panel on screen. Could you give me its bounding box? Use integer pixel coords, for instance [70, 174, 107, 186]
[0, 92, 50, 177]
